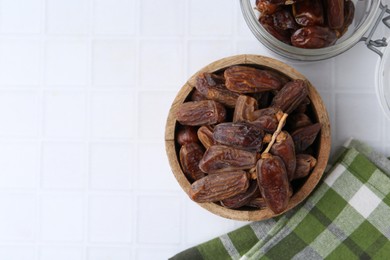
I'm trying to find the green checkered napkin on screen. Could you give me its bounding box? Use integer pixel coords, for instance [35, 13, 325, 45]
[170, 139, 390, 260]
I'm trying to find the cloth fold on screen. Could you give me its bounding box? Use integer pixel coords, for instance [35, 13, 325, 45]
[170, 139, 390, 260]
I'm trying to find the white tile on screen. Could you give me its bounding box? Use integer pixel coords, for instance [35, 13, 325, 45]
[0, 193, 36, 241]
[93, 0, 136, 35]
[138, 195, 181, 244]
[0, 40, 41, 85]
[92, 40, 136, 86]
[237, 1, 257, 38]
[188, 40, 234, 75]
[88, 194, 132, 243]
[90, 143, 134, 190]
[87, 247, 131, 260]
[335, 43, 378, 89]
[236, 40, 272, 56]
[0, 246, 35, 260]
[47, 0, 88, 34]
[349, 185, 381, 218]
[186, 200, 236, 245]
[0, 91, 40, 137]
[138, 142, 180, 191]
[44, 91, 86, 138]
[42, 143, 86, 189]
[136, 247, 178, 260]
[0, 0, 41, 33]
[0, 142, 39, 189]
[39, 247, 83, 260]
[138, 91, 176, 140]
[335, 93, 382, 144]
[45, 40, 88, 86]
[189, 0, 233, 36]
[140, 0, 184, 36]
[90, 91, 135, 138]
[40, 192, 84, 241]
[287, 60, 334, 91]
[139, 40, 184, 87]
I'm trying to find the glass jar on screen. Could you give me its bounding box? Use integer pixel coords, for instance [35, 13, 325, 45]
[241, 0, 390, 119]
[240, 0, 383, 61]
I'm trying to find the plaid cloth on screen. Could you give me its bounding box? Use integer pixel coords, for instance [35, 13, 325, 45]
[170, 139, 390, 260]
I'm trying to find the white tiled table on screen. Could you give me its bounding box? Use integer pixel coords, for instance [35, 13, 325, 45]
[0, 0, 389, 259]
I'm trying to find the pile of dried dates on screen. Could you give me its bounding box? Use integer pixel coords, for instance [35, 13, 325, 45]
[175, 65, 321, 214]
[256, 0, 355, 48]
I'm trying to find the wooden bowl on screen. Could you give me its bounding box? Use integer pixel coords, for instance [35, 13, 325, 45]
[165, 54, 331, 221]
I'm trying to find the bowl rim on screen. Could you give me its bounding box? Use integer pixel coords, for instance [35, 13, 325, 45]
[165, 54, 331, 221]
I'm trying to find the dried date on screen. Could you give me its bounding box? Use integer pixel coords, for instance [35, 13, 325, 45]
[257, 153, 290, 214]
[197, 125, 217, 149]
[220, 181, 260, 209]
[291, 26, 337, 48]
[293, 154, 317, 179]
[256, 0, 281, 15]
[199, 145, 257, 173]
[270, 131, 296, 181]
[271, 79, 309, 114]
[179, 143, 206, 182]
[250, 107, 283, 133]
[225, 66, 284, 93]
[246, 197, 267, 209]
[213, 122, 264, 151]
[176, 100, 226, 126]
[291, 122, 321, 152]
[273, 8, 299, 31]
[195, 73, 240, 108]
[337, 0, 355, 38]
[190, 171, 249, 203]
[177, 126, 199, 146]
[233, 95, 258, 123]
[259, 14, 292, 44]
[287, 113, 312, 131]
[190, 89, 207, 101]
[293, 0, 324, 26]
[325, 0, 344, 29]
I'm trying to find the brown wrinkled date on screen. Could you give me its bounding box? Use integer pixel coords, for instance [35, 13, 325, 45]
[199, 145, 257, 173]
[250, 107, 283, 133]
[197, 125, 217, 149]
[224, 66, 283, 93]
[294, 154, 317, 179]
[293, 0, 324, 26]
[220, 181, 260, 209]
[291, 26, 337, 48]
[256, 0, 281, 15]
[179, 143, 205, 182]
[271, 79, 309, 114]
[292, 123, 322, 152]
[233, 95, 258, 123]
[175, 64, 321, 213]
[270, 131, 296, 181]
[195, 72, 240, 108]
[213, 122, 264, 151]
[256, 0, 355, 48]
[176, 100, 226, 126]
[257, 153, 290, 214]
[190, 171, 249, 203]
[176, 126, 199, 146]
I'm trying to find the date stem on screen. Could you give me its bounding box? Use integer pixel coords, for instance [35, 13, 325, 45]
[262, 113, 288, 154]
